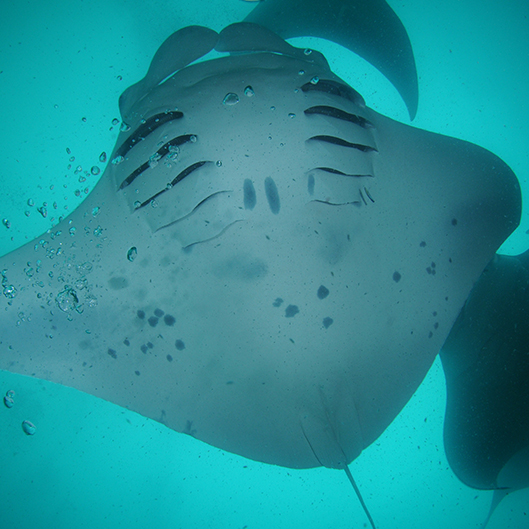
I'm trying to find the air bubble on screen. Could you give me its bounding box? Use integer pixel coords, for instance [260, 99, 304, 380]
[55, 287, 79, 312]
[4, 396, 14, 408]
[288, 113, 296, 119]
[298, 70, 305, 76]
[190, 135, 197, 143]
[22, 420, 36, 436]
[112, 118, 120, 126]
[6, 390, 15, 398]
[81, 117, 87, 123]
[120, 122, 131, 132]
[2, 219, 10, 229]
[149, 152, 162, 168]
[99, 152, 107, 163]
[304, 48, 312, 55]
[93, 226, 102, 237]
[127, 247, 137, 262]
[92, 207, 100, 217]
[91, 166, 100, 175]
[310, 76, 319, 85]
[223, 93, 240, 105]
[216, 160, 222, 167]
[244, 86, 255, 97]
[133, 201, 141, 209]
[27, 199, 34, 207]
[111, 156, 124, 165]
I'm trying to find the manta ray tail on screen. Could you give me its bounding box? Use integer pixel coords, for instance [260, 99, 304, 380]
[244, 0, 418, 119]
[440, 249, 529, 526]
[344, 465, 377, 529]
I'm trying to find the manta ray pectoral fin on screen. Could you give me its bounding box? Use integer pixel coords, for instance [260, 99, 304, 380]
[244, 0, 418, 119]
[440, 249, 529, 526]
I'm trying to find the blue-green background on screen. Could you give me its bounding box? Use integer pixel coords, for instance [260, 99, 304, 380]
[0, 1, 528, 528]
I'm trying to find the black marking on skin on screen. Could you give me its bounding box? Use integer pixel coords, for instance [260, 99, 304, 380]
[166, 354, 173, 362]
[135, 370, 140, 376]
[135, 161, 210, 210]
[107, 348, 117, 359]
[118, 135, 199, 191]
[364, 187, 375, 203]
[308, 135, 377, 153]
[114, 111, 183, 159]
[323, 317, 334, 329]
[148, 316, 159, 327]
[156, 190, 235, 233]
[137, 310, 145, 319]
[307, 173, 315, 195]
[301, 80, 365, 107]
[313, 167, 373, 178]
[243, 179, 256, 210]
[428, 331, 433, 338]
[183, 420, 196, 437]
[273, 298, 284, 307]
[109, 277, 129, 290]
[154, 308, 164, 318]
[264, 177, 280, 214]
[312, 199, 362, 207]
[123, 339, 130, 346]
[164, 314, 175, 326]
[434, 322, 439, 329]
[393, 271, 402, 283]
[317, 285, 330, 299]
[420, 241, 427, 247]
[147, 342, 154, 349]
[359, 189, 367, 205]
[304, 106, 373, 129]
[175, 340, 185, 351]
[285, 305, 299, 318]
[451, 218, 458, 226]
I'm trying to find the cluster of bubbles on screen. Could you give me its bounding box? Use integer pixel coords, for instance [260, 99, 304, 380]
[3, 390, 37, 436]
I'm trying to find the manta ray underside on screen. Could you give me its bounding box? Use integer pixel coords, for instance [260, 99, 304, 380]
[0, 1, 526, 527]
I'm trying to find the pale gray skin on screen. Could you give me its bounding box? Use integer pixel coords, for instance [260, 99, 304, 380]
[0, 24, 521, 471]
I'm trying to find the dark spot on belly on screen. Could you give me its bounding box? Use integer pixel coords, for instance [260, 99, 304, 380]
[243, 179, 256, 210]
[285, 305, 299, 318]
[154, 308, 165, 317]
[137, 310, 145, 319]
[108, 277, 129, 290]
[148, 316, 159, 327]
[323, 317, 334, 329]
[164, 314, 176, 326]
[175, 340, 186, 350]
[265, 176, 280, 214]
[107, 348, 117, 359]
[141, 344, 148, 354]
[317, 285, 330, 299]
[166, 354, 173, 362]
[393, 271, 402, 283]
[273, 297, 284, 307]
[135, 370, 140, 376]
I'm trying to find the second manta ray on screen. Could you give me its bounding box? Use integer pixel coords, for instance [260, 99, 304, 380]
[1, 1, 527, 527]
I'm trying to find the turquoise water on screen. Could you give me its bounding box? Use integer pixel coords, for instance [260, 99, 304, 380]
[0, 1, 528, 528]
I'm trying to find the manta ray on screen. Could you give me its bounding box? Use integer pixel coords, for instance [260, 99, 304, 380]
[1, 1, 527, 527]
